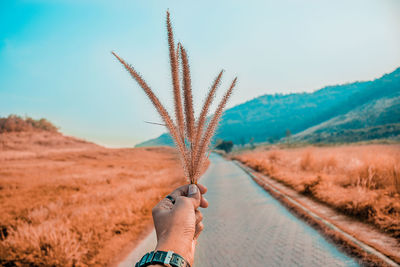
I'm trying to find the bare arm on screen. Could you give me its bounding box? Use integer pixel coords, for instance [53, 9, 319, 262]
[148, 184, 208, 266]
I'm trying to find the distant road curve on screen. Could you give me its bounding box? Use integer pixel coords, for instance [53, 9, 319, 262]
[119, 154, 358, 267]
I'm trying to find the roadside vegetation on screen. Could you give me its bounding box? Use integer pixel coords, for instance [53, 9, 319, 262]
[233, 144, 400, 240]
[0, 114, 58, 133]
[0, 129, 185, 266]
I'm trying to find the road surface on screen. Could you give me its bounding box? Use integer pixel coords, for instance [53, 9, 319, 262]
[120, 154, 358, 267]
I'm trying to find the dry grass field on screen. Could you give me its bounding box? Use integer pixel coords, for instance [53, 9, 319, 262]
[233, 144, 400, 241]
[0, 131, 186, 266]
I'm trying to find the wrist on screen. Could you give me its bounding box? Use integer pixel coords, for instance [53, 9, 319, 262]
[137, 250, 190, 267]
[155, 240, 193, 265]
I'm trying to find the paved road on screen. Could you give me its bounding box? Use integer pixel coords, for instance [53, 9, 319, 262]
[120, 154, 358, 267]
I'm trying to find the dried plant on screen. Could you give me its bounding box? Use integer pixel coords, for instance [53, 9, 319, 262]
[394, 166, 400, 194]
[112, 11, 237, 184]
[233, 145, 400, 240]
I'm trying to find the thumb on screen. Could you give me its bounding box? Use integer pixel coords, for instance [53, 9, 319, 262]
[187, 184, 201, 209]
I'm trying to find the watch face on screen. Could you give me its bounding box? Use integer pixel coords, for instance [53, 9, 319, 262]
[164, 251, 174, 266]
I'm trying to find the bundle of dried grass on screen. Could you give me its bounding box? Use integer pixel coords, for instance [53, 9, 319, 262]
[112, 11, 237, 184]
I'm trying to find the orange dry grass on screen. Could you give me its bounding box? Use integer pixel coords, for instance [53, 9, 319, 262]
[0, 132, 185, 266]
[234, 144, 400, 240]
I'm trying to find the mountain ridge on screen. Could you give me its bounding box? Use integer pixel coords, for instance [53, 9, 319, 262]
[136, 67, 400, 147]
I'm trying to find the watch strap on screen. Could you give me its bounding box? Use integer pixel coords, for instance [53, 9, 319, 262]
[135, 250, 190, 267]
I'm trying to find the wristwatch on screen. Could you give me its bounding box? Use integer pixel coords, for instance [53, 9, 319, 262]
[135, 250, 191, 267]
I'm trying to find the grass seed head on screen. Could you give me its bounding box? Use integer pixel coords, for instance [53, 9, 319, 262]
[113, 11, 237, 184]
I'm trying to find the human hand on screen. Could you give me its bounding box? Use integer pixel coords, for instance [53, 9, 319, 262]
[151, 184, 208, 266]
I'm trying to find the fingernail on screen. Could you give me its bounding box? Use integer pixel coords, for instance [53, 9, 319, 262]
[188, 184, 198, 196]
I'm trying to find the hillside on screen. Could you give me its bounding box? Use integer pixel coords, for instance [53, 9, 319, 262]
[293, 91, 400, 143]
[137, 67, 400, 147]
[0, 118, 185, 266]
[0, 115, 96, 155]
[136, 132, 174, 148]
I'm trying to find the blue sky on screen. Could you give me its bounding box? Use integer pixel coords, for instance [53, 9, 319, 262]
[1, 0, 400, 147]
